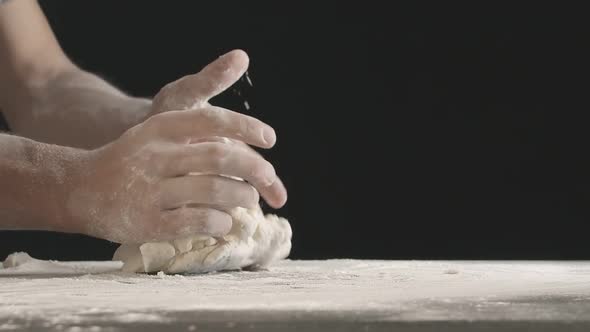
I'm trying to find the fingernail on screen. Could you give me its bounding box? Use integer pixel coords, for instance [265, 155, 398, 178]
[263, 128, 276, 146]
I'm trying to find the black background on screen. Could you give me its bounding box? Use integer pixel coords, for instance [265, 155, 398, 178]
[1, 2, 589, 260]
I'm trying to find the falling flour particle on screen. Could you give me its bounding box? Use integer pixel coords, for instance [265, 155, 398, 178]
[113, 206, 292, 274]
[244, 101, 250, 110]
[244, 71, 253, 87]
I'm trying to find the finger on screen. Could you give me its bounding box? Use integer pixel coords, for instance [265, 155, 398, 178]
[153, 49, 249, 111]
[157, 207, 232, 241]
[260, 176, 288, 209]
[223, 140, 288, 208]
[163, 142, 277, 193]
[180, 137, 289, 208]
[159, 174, 259, 210]
[145, 106, 276, 147]
[190, 136, 234, 145]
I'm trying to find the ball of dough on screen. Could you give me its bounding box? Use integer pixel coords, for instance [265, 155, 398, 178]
[113, 206, 292, 274]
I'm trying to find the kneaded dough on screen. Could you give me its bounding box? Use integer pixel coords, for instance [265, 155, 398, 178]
[113, 206, 292, 274]
[3, 252, 36, 268]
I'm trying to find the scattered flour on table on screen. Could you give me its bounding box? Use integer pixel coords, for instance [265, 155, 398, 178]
[1, 252, 121, 275]
[3, 259, 590, 328]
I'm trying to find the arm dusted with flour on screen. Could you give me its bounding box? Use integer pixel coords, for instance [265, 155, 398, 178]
[0, 0, 151, 148]
[0, 0, 287, 242]
[0, 134, 84, 233]
[0, 50, 287, 242]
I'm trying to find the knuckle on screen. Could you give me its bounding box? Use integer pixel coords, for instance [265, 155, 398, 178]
[205, 143, 229, 160]
[196, 107, 223, 124]
[143, 113, 165, 132]
[157, 81, 177, 99]
[152, 82, 177, 111]
[247, 184, 260, 207]
[251, 160, 276, 186]
[202, 144, 230, 172]
[134, 143, 166, 173]
[204, 177, 223, 198]
[243, 116, 259, 136]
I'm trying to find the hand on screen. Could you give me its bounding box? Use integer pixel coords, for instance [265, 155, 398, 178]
[61, 50, 287, 244]
[150, 49, 287, 209]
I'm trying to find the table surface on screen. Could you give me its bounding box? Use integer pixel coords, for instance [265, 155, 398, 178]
[2, 259, 590, 331]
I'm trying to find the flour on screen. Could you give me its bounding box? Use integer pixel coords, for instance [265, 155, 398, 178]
[1, 252, 122, 275]
[3, 260, 590, 329]
[112, 205, 292, 273]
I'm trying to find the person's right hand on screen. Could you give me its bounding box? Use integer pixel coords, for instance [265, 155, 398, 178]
[59, 50, 287, 244]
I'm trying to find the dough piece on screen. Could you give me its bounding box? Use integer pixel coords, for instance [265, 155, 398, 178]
[113, 206, 292, 274]
[2, 252, 123, 275]
[3, 252, 35, 268]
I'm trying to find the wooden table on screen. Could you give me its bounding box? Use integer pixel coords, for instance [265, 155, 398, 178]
[2, 259, 590, 331]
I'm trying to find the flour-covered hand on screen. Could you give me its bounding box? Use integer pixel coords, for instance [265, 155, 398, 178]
[60, 51, 286, 243]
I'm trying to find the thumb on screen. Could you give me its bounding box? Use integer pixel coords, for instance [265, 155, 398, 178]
[152, 49, 249, 112]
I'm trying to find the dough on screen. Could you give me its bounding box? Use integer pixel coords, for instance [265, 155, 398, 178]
[3, 252, 36, 268]
[2, 252, 123, 275]
[113, 206, 292, 274]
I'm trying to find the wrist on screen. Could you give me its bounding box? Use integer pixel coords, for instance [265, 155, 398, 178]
[36, 141, 92, 234]
[3, 136, 90, 234]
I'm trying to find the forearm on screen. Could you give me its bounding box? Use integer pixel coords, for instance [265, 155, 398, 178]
[0, 0, 151, 149]
[5, 67, 151, 149]
[0, 133, 82, 232]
